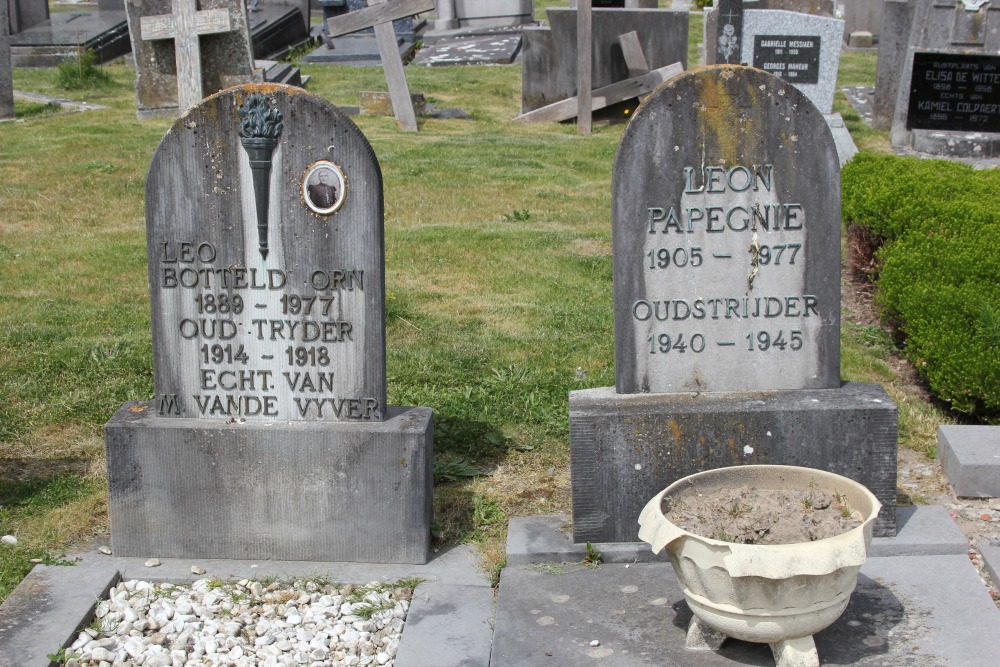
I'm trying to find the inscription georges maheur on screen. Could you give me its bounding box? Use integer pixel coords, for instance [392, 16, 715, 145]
[612, 66, 841, 395]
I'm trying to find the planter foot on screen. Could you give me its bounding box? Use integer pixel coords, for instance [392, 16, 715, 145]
[685, 616, 727, 651]
[770, 635, 819, 667]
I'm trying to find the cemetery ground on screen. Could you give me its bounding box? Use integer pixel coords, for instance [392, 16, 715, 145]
[0, 32, 994, 617]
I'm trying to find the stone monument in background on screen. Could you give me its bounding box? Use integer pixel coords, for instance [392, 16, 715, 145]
[520, 7, 688, 114]
[105, 83, 434, 564]
[5, 0, 48, 34]
[434, 0, 534, 30]
[6, 0, 130, 67]
[705, 0, 844, 113]
[569, 65, 898, 545]
[124, 0, 259, 118]
[880, 0, 1000, 159]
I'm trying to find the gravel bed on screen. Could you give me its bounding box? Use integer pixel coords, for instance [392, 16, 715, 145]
[61, 577, 414, 666]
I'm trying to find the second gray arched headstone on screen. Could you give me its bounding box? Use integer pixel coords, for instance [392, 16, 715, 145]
[613, 65, 841, 395]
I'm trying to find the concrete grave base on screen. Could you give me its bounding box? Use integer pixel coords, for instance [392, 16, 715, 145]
[569, 382, 898, 542]
[106, 402, 433, 564]
[938, 425, 1000, 498]
[8, 11, 131, 67]
[494, 508, 1000, 667]
[506, 506, 969, 566]
[909, 129, 1000, 160]
[825, 111, 859, 166]
[300, 35, 416, 66]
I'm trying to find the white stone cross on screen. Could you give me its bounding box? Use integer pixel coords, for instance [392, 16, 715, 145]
[326, 0, 434, 132]
[139, 0, 236, 114]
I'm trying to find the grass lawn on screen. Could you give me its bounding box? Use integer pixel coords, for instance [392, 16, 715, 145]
[0, 15, 949, 604]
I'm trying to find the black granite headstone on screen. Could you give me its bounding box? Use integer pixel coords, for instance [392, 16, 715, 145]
[888, 0, 1000, 156]
[906, 52, 1000, 133]
[715, 0, 744, 65]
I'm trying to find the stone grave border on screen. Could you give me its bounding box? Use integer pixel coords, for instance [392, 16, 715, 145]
[0, 545, 493, 666]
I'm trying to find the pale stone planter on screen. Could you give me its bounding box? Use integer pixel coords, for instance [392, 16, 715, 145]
[638, 465, 881, 667]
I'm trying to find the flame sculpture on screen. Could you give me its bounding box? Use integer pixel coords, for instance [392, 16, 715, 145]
[237, 93, 284, 260]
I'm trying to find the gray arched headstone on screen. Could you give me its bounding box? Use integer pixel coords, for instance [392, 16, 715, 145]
[571, 66, 896, 546]
[146, 84, 386, 422]
[612, 65, 841, 394]
[106, 84, 432, 564]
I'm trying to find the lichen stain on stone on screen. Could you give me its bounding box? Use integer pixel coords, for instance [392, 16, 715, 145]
[694, 66, 766, 167]
[668, 418, 683, 443]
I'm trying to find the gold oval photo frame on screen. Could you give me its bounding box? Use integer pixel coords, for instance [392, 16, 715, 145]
[302, 160, 347, 216]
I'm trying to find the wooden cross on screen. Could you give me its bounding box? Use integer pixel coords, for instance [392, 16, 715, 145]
[139, 0, 235, 114]
[577, 0, 592, 135]
[326, 0, 434, 132]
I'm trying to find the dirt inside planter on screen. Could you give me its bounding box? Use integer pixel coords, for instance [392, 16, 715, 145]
[663, 484, 865, 545]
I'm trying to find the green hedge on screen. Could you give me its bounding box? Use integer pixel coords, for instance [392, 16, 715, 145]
[842, 154, 1000, 421]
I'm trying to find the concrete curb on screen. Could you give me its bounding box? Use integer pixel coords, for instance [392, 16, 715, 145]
[505, 505, 970, 566]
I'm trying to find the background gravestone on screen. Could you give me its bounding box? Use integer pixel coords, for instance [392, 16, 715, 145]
[739, 10, 844, 113]
[105, 83, 433, 564]
[842, 0, 883, 42]
[124, 0, 258, 118]
[6, 5, 130, 67]
[305, 0, 421, 65]
[705, 0, 834, 66]
[520, 7, 688, 113]
[570, 66, 898, 544]
[1, 0, 13, 120]
[706, 2, 844, 113]
[872, 0, 914, 129]
[886, 0, 1000, 158]
[5, 0, 47, 34]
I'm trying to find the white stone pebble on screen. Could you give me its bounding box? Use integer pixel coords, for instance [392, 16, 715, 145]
[67, 578, 411, 666]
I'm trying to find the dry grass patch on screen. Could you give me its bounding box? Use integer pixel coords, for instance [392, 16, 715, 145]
[568, 239, 612, 257]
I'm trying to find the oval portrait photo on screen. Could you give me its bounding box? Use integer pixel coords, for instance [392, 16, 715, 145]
[302, 161, 347, 215]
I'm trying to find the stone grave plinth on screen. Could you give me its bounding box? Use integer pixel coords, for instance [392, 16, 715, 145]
[569, 66, 898, 543]
[105, 84, 434, 564]
[8, 10, 131, 67]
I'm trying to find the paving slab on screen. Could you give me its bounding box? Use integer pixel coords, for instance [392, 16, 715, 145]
[492, 555, 1000, 666]
[0, 543, 490, 667]
[869, 504, 969, 556]
[395, 581, 494, 667]
[938, 425, 1000, 497]
[506, 506, 969, 565]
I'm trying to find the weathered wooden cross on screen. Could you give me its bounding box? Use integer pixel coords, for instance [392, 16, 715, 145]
[139, 0, 238, 114]
[326, 0, 434, 132]
[577, 0, 592, 134]
[1, 0, 14, 121]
